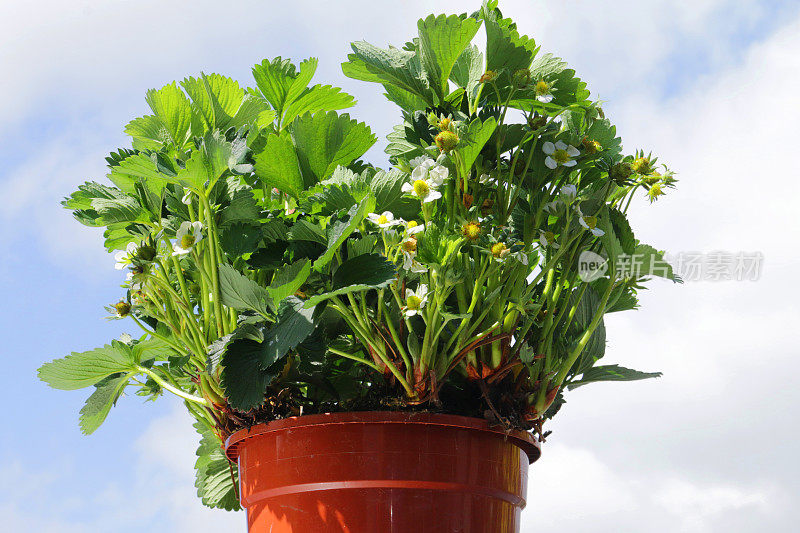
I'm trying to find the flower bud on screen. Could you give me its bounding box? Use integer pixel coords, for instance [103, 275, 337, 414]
[582, 137, 602, 154]
[479, 70, 498, 83]
[513, 68, 530, 87]
[435, 130, 459, 152]
[610, 161, 633, 184]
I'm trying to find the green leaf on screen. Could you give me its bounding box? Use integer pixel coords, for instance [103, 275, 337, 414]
[38, 342, 137, 390]
[194, 421, 240, 511]
[79, 374, 131, 435]
[288, 219, 327, 244]
[221, 297, 315, 410]
[218, 264, 272, 316]
[567, 286, 607, 376]
[220, 337, 277, 410]
[568, 364, 662, 390]
[125, 115, 175, 151]
[342, 41, 433, 105]
[291, 111, 376, 185]
[219, 222, 262, 257]
[609, 208, 635, 255]
[305, 253, 396, 307]
[181, 73, 265, 132]
[107, 153, 174, 197]
[253, 132, 304, 198]
[417, 14, 481, 100]
[141, 81, 193, 149]
[91, 195, 151, 225]
[456, 117, 497, 178]
[313, 197, 375, 270]
[450, 44, 485, 114]
[632, 244, 678, 281]
[481, 5, 538, 77]
[282, 84, 356, 129]
[267, 259, 311, 305]
[176, 130, 232, 191]
[252, 57, 307, 124]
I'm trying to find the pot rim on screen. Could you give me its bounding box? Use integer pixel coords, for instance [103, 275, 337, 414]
[224, 410, 541, 464]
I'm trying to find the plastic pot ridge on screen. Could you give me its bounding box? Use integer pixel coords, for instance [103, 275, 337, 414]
[225, 411, 540, 532]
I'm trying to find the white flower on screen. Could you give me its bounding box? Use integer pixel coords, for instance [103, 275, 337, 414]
[405, 221, 426, 235]
[402, 175, 442, 203]
[543, 141, 580, 170]
[118, 333, 133, 344]
[181, 190, 193, 205]
[539, 230, 560, 249]
[403, 284, 429, 317]
[125, 271, 144, 291]
[368, 211, 401, 229]
[427, 164, 449, 186]
[559, 184, 577, 202]
[114, 242, 138, 270]
[173, 221, 204, 255]
[410, 156, 436, 171]
[576, 207, 605, 237]
[400, 239, 419, 270]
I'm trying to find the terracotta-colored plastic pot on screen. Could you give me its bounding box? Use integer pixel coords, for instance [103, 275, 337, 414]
[225, 411, 540, 533]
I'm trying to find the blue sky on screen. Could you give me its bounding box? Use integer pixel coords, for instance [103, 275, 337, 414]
[2, 1, 799, 531]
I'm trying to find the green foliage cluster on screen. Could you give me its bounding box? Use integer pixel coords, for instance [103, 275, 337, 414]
[40, 1, 677, 510]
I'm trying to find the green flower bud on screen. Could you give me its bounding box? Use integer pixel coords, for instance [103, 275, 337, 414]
[435, 130, 459, 152]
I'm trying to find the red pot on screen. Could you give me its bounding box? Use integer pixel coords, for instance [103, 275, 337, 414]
[224, 411, 540, 532]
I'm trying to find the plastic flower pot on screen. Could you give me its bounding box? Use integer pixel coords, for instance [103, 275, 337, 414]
[225, 411, 540, 532]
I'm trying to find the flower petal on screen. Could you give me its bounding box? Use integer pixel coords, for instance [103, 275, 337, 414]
[542, 141, 555, 155]
[554, 140, 567, 150]
[563, 160, 577, 167]
[566, 145, 580, 157]
[545, 157, 557, 170]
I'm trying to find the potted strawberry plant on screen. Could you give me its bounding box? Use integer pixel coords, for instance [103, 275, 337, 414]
[39, 2, 677, 531]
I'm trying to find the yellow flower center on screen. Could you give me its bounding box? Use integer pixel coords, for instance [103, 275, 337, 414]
[180, 234, 196, 249]
[402, 239, 417, 253]
[413, 179, 431, 198]
[462, 222, 481, 240]
[377, 215, 390, 225]
[535, 80, 550, 95]
[553, 149, 570, 164]
[406, 295, 422, 310]
[491, 243, 507, 258]
[583, 216, 598, 229]
[438, 118, 452, 131]
[407, 220, 419, 229]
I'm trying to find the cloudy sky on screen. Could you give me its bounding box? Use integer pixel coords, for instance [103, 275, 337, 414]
[1, 1, 798, 531]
